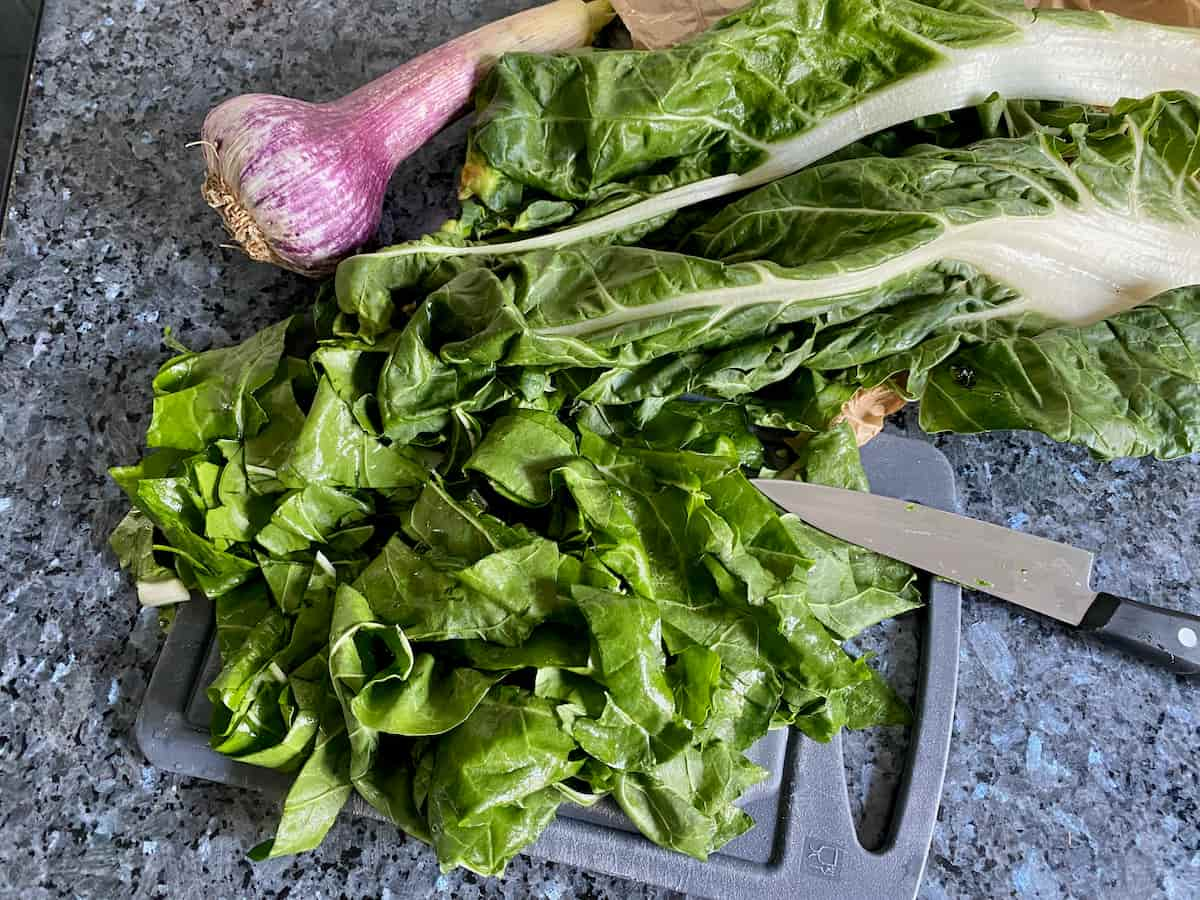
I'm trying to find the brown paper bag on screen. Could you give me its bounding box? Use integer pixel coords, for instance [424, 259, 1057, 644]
[1026, 0, 1200, 26]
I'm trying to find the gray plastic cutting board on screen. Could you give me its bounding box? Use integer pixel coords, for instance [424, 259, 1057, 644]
[137, 432, 961, 899]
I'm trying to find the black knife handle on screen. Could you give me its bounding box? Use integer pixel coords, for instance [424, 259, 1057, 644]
[1078, 593, 1200, 675]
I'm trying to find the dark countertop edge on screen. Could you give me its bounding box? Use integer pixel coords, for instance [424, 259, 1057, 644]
[0, 0, 45, 234]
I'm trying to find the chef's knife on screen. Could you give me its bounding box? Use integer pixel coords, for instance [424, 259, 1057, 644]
[752, 479, 1200, 675]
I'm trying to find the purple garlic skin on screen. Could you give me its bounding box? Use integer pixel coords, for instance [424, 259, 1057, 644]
[201, 95, 397, 278]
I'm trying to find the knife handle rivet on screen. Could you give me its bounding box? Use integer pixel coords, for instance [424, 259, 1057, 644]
[1180, 627, 1199, 649]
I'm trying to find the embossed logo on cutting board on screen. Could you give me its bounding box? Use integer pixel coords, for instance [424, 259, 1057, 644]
[803, 837, 846, 880]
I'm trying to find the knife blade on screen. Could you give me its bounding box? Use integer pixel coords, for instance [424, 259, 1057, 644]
[752, 479, 1200, 675]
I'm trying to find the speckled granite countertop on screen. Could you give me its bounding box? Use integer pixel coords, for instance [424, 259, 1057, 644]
[1, 2, 1197, 898]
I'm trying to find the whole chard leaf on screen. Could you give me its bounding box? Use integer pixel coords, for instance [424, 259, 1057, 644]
[323, 0, 1200, 325]
[364, 94, 1200, 459]
[460, 0, 1199, 237]
[463, 0, 1012, 227]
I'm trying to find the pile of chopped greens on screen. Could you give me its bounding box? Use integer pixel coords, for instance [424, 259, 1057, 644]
[112, 0, 1200, 878]
[111, 309, 920, 872]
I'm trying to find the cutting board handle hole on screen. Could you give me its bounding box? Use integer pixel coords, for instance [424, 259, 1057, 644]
[842, 609, 923, 850]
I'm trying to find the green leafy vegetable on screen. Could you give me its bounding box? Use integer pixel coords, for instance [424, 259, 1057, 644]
[574, 586, 676, 732]
[918, 287, 1200, 458]
[113, 334, 919, 872]
[248, 692, 353, 860]
[349, 653, 501, 736]
[667, 645, 721, 727]
[465, 408, 576, 505]
[281, 377, 428, 490]
[427, 686, 581, 875]
[354, 534, 565, 645]
[148, 319, 292, 451]
[613, 741, 766, 860]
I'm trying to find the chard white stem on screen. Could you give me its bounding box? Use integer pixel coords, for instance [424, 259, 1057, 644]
[137, 577, 191, 607]
[537, 205, 1200, 340]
